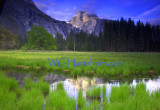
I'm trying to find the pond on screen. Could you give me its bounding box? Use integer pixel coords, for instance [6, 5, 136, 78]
[4, 69, 160, 102]
[50, 75, 160, 102]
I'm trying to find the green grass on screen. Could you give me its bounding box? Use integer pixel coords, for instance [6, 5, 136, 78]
[0, 88, 17, 110]
[0, 70, 160, 110]
[81, 100, 101, 110]
[103, 83, 160, 110]
[86, 86, 101, 99]
[0, 73, 18, 91]
[110, 84, 131, 103]
[24, 76, 49, 96]
[46, 82, 76, 110]
[0, 51, 160, 76]
[77, 89, 86, 109]
[0, 71, 45, 110]
[17, 88, 44, 110]
[102, 85, 106, 102]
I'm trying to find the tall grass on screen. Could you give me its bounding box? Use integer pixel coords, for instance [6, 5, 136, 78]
[24, 76, 49, 96]
[86, 86, 101, 100]
[0, 71, 77, 110]
[0, 73, 18, 91]
[102, 85, 106, 102]
[0, 70, 160, 110]
[46, 82, 76, 110]
[0, 71, 44, 110]
[17, 88, 43, 110]
[81, 100, 101, 110]
[110, 84, 130, 103]
[0, 89, 17, 110]
[104, 83, 160, 110]
[77, 89, 86, 109]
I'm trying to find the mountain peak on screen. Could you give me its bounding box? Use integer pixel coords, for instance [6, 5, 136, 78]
[70, 10, 103, 35]
[76, 10, 98, 19]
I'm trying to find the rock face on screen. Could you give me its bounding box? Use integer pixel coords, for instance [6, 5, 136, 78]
[69, 11, 105, 35]
[0, 0, 105, 38]
[0, 0, 75, 38]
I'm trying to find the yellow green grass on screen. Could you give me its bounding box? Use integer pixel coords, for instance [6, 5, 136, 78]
[0, 51, 160, 76]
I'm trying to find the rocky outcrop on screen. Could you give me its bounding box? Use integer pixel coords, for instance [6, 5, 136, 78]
[69, 11, 105, 35]
[0, 0, 76, 38]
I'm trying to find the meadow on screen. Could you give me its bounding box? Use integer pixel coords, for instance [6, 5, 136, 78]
[0, 51, 160, 77]
[0, 70, 160, 110]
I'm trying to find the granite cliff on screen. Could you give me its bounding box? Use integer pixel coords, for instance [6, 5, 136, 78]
[69, 11, 105, 35]
[0, 0, 75, 38]
[0, 0, 105, 38]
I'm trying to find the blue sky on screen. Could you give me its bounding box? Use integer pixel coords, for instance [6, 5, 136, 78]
[33, 0, 160, 25]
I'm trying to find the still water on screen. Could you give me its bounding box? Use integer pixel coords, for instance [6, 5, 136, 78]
[5, 70, 160, 100]
[50, 76, 160, 100]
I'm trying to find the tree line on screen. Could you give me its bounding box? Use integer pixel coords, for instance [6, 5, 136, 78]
[56, 18, 160, 52]
[0, 17, 160, 51]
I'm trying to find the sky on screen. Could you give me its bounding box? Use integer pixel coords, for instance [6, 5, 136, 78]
[33, 0, 160, 25]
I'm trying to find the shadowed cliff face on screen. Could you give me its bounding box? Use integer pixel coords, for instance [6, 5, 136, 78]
[0, 0, 75, 38]
[0, 0, 105, 38]
[70, 11, 105, 35]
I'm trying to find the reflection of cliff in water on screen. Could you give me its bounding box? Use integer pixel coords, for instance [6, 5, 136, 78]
[50, 76, 160, 100]
[68, 77, 103, 91]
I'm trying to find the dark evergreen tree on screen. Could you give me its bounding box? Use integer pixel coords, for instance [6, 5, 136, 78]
[55, 34, 64, 50]
[63, 18, 160, 52]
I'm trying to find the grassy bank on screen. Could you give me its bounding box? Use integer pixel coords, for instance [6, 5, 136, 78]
[1, 70, 160, 110]
[0, 51, 160, 76]
[0, 70, 49, 110]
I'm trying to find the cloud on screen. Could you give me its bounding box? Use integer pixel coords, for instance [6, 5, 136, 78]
[46, 2, 57, 7]
[149, 18, 160, 25]
[133, 17, 160, 25]
[34, 1, 48, 12]
[99, 14, 118, 19]
[138, 5, 160, 18]
[33, 0, 71, 20]
[136, 5, 160, 25]
[46, 11, 73, 21]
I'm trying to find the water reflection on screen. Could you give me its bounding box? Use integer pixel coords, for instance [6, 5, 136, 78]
[143, 78, 160, 93]
[5, 70, 160, 99]
[50, 76, 160, 100]
[50, 77, 103, 99]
